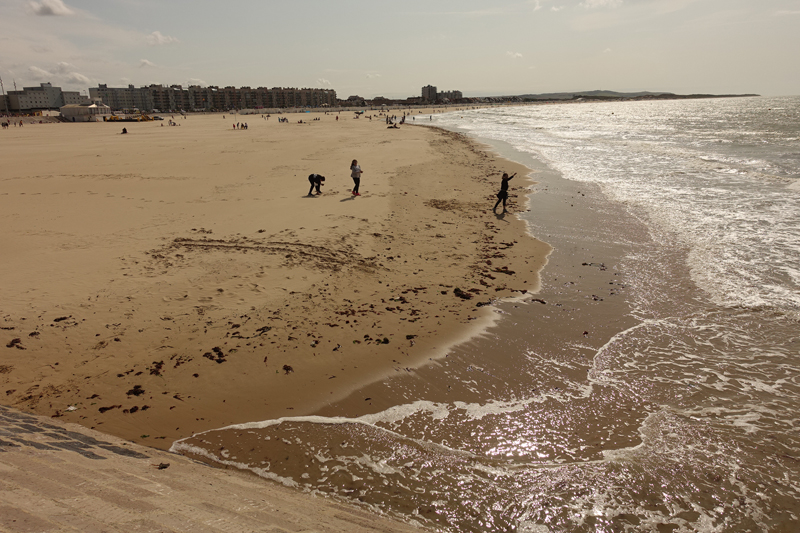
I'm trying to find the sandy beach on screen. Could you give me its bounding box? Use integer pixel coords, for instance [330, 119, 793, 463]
[0, 108, 549, 447]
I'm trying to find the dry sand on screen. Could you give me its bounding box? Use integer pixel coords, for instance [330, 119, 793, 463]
[0, 109, 550, 447]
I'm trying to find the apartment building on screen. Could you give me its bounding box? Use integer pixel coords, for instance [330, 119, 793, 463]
[438, 90, 463, 101]
[90, 84, 337, 112]
[421, 85, 437, 102]
[6, 82, 87, 112]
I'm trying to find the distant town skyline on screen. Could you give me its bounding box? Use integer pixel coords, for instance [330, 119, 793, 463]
[1, 0, 798, 99]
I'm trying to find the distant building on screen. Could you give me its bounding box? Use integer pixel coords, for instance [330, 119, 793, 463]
[438, 90, 463, 101]
[90, 84, 337, 112]
[6, 82, 87, 112]
[60, 99, 112, 122]
[344, 95, 366, 106]
[421, 85, 437, 102]
[370, 96, 393, 106]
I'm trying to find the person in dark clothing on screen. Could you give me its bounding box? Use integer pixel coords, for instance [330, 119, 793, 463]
[493, 172, 517, 212]
[350, 160, 362, 196]
[308, 174, 325, 195]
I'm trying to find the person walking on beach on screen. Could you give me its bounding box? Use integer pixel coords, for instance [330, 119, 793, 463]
[350, 159, 362, 196]
[493, 172, 517, 212]
[307, 173, 325, 196]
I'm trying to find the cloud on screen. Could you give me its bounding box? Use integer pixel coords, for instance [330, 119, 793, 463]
[603, 48, 612, 53]
[317, 78, 332, 87]
[366, 73, 381, 79]
[187, 78, 207, 86]
[139, 59, 156, 68]
[146, 31, 179, 46]
[507, 51, 523, 59]
[28, 65, 53, 79]
[53, 61, 75, 73]
[29, 0, 74, 16]
[580, 0, 623, 8]
[25, 63, 91, 87]
[66, 71, 91, 85]
[551, 6, 565, 11]
[531, 0, 543, 11]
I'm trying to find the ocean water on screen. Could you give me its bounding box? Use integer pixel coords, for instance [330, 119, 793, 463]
[173, 97, 800, 532]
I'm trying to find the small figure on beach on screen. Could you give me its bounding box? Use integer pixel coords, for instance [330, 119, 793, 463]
[307, 173, 325, 195]
[350, 159, 362, 196]
[493, 172, 517, 212]
[121, 127, 127, 134]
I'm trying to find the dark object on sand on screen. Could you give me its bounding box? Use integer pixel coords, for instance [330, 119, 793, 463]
[6, 338, 22, 348]
[283, 364, 294, 375]
[453, 288, 473, 300]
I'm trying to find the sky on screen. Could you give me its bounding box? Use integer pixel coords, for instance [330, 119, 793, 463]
[0, 0, 798, 99]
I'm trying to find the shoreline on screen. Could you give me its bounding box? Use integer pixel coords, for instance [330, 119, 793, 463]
[0, 108, 549, 449]
[167, 118, 656, 532]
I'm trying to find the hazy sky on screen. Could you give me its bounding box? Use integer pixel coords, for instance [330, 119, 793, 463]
[1, 0, 798, 98]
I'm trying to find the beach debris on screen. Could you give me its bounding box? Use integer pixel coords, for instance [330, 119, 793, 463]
[28, 331, 39, 337]
[453, 288, 473, 300]
[531, 298, 547, 305]
[53, 316, 70, 322]
[126, 385, 145, 397]
[203, 347, 227, 364]
[475, 300, 492, 307]
[154, 462, 170, 470]
[65, 405, 78, 412]
[406, 334, 417, 340]
[582, 262, 607, 271]
[382, 338, 390, 344]
[263, 356, 268, 367]
[583, 331, 589, 337]
[333, 344, 341, 351]
[149, 360, 165, 376]
[6, 338, 23, 349]
[98, 405, 121, 414]
[282, 365, 294, 375]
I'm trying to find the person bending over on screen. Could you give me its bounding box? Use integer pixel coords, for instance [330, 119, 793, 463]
[308, 174, 325, 195]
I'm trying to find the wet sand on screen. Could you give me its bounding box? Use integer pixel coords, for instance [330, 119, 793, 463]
[169, 136, 660, 531]
[0, 109, 548, 447]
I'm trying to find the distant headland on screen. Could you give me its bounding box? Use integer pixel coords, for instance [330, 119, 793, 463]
[514, 90, 760, 102]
